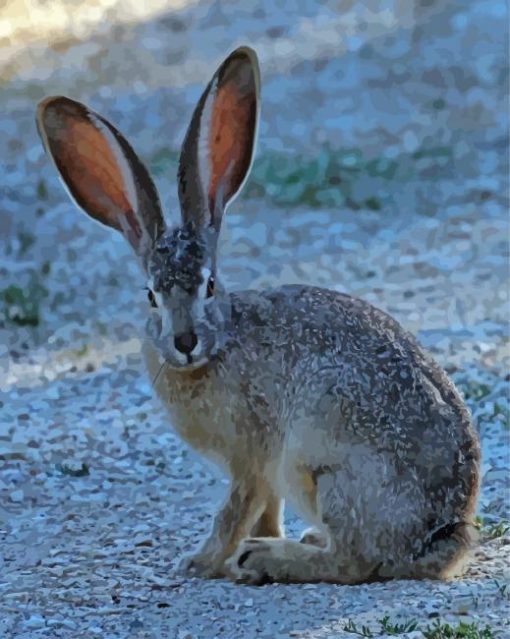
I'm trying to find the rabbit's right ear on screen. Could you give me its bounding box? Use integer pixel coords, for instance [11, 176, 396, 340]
[36, 96, 165, 268]
[178, 47, 260, 232]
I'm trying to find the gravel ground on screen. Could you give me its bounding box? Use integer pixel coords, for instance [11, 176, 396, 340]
[1, 0, 509, 637]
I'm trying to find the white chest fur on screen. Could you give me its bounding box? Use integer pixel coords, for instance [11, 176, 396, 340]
[142, 342, 241, 471]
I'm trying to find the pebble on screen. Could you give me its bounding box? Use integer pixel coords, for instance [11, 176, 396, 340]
[23, 615, 46, 629]
[9, 489, 24, 503]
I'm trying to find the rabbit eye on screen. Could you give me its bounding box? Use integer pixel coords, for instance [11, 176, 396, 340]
[147, 289, 158, 308]
[206, 275, 215, 298]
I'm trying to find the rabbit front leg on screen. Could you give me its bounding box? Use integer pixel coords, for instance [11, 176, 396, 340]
[250, 493, 284, 538]
[179, 475, 274, 578]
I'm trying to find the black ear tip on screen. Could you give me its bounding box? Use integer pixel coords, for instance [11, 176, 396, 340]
[224, 46, 259, 72]
[37, 96, 60, 124]
[219, 46, 261, 95]
[231, 45, 258, 60]
[36, 95, 86, 130]
[37, 95, 72, 113]
[36, 97, 62, 141]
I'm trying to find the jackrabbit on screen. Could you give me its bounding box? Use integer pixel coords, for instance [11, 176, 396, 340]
[37, 46, 480, 584]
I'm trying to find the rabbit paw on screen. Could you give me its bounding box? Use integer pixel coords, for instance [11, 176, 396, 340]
[227, 538, 280, 585]
[299, 527, 328, 548]
[178, 552, 225, 579]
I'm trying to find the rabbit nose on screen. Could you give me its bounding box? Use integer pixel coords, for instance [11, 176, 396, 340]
[174, 331, 198, 355]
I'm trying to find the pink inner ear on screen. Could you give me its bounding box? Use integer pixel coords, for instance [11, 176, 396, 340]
[207, 81, 256, 217]
[41, 102, 142, 241]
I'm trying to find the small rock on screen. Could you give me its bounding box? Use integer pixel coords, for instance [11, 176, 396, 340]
[129, 619, 144, 631]
[23, 615, 45, 629]
[9, 489, 24, 503]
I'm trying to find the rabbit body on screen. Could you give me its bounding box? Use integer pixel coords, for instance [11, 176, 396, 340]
[144, 285, 480, 583]
[37, 45, 480, 585]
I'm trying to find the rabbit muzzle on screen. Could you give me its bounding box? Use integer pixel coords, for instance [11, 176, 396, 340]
[145, 294, 228, 370]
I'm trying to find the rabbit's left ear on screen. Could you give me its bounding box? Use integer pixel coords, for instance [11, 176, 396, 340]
[178, 47, 260, 231]
[36, 96, 165, 267]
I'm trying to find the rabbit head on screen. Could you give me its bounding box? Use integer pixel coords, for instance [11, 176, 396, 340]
[36, 47, 260, 369]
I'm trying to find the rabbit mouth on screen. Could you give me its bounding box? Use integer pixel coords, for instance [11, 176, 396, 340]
[182, 354, 209, 370]
[162, 344, 212, 371]
[162, 353, 211, 374]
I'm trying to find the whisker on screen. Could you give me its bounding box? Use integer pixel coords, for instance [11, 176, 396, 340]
[152, 360, 167, 386]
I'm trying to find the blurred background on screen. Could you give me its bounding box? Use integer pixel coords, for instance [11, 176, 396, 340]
[0, 0, 509, 635]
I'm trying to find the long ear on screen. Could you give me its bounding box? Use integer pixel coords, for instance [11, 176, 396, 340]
[36, 96, 165, 267]
[178, 46, 260, 231]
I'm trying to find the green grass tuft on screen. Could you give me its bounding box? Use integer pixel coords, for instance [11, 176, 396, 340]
[148, 143, 453, 211]
[343, 616, 420, 638]
[343, 619, 375, 638]
[485, 521, 510, 539]
[55, 462, 90, 477]
[343, 618, 497, 639]
[17, 229, 36, 256]
[379, 615, 419, 635]
[0, 276, 48, 327]
[423, 620, 495, 639]
[36, 178, 48, 200]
